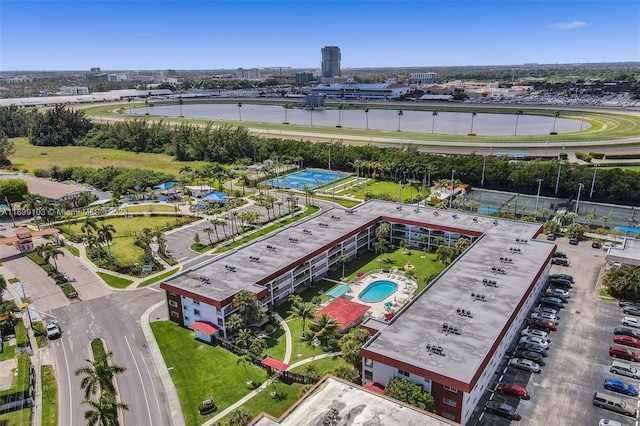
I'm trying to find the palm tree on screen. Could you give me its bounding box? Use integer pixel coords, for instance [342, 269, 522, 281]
[600, 215, 611, 229]
[435, 245, 455, 265]
[397, 110, 403, 131]
[228, 408, 252, 426]
[336, 103, 344, 127]
[584, 212, 596, 229]
[37, 243, 64, 271]
[236, 329, 253, 349]
[454, 237, 471, 253]
[83, 392, 129, 426]
[340, 339, 362, 366]
[225, 313, 244, 334]
[0, 276, 6, 304]
[97, 223, 116, 262]
[202, 227, 214, 245]
[75, 352, 127, 401]
[375, 222, 391, 242]
[338, 254, 350, 278]
[469, 111, 478, 134]
[308, 314, 340, 347]
[288, 302, 316, 335]
[233, 290, 257, 324]
[248, 337, 267, 357]
[364, 108, 369, 130]
[514, 109, 523, 135]
[404, 179, 421, 202]
[431, 110, 438, 133]
[237, 102, 242, 121]
[373, 240, 387, 261]
[237, 354, 254, 384]
[82, 216, 98, 236]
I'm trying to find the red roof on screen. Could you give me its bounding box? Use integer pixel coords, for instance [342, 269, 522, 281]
[188, 321, 218, 335]
[262, 357, 289, 371]
[364, 381, 386, 395]
[316, 298, 370, 330]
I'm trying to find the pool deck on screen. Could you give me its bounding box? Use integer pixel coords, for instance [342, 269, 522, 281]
[337, 271, 418, 321]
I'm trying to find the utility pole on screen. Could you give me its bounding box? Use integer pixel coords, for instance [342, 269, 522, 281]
[449, 169, 456, 209]
[589, 165, 598, 198]
[575, 183, 585, 214]
[535, 178, 544, 215]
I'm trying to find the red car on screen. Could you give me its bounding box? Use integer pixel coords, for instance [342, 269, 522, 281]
[610, 345, 640, 361]
[614, 334, 640, 348]
[496, 382, 530, 399]
[528, 318, 557, 331]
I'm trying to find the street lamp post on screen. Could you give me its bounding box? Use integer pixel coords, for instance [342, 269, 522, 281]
[481, 156, 486, 187]
[575, 183, 585, 214]
[555, 161, 563, 195]
[535, 178, 544, 216]
[590, 165, 598, 199]
[449, 169, 456, 209]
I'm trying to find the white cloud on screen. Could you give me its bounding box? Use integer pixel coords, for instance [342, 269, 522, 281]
[551, 21, 588, 29]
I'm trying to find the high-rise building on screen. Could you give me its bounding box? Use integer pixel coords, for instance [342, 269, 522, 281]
[321, 46, 341, 78]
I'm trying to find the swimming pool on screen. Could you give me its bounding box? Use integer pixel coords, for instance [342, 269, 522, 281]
[358, 280, 398, 303]
[265, 169, 347, 190]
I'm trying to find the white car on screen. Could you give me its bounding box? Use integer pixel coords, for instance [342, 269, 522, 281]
[45, 322, 61, 339]
[600, 419, 622, 426]
[603, 242, 617, 250]
[546, 286, 570, 298]
[521, 327, 550, 341]
[622, 317, 640, 328]
[0, 225, 6, 231]
[530, 312, 559, 323]
[519, 335, 549, 348]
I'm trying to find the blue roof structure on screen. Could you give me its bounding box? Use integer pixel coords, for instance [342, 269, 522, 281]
[154, 182, 174, 190]
[325, 284, 351, 299]
[201, 192, 228, 202]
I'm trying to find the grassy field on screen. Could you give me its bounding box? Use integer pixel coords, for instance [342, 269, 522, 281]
[289, 355, 351, 376]
[0, 408, 31, 426]
[151, 321, 269, 426]
[40, 365, 58, 426]
[66, 215, 197, 265]
[138, 267, 180, 287]
[344, 179, 427, 202]
[97, 271, 133, 289]
[119, 203, 178, 213]
[10, 137, 206, 175]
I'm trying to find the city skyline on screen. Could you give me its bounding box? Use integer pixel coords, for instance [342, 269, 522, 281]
[1, 0, 638, 71]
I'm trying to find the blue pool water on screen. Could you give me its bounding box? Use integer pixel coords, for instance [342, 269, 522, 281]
[358, 280, 398, 303]
[265, 169, 347, 190]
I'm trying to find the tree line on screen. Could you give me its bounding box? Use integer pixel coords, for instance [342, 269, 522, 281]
[1, 105, 640, 203]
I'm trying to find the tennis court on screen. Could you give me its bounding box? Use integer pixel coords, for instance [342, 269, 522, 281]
[266, 169, 348, 190]
[465, 189, 557, 216]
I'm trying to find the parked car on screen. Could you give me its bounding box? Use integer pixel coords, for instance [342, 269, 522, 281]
[553, 251, 567, 258]
[546, 233, 556, 241]
[548, 278, 572, 288]
[603, 242, 617, 250]
[546, 287, 570, 298]
[550, 273, 574, 282]
[509, 357, 541, 373]
[614, 327, 640, 339]
[622, 317, 640, 328]
[609, 345, 640, 362]
[0, 225, 6, 231]
[592, 240, 602, 248]
[521, 327, 550, 341]
[516, 342, 548, 357]
[539, 297, 564, 309]
[497, 382, 530, 399]
[551, 258, 569, 266]
[485, 400, 522, 420]
[45, 321, 61, 339]
[532, 305, 558, 316]
[623, 306, 640, 316]
[520, 335, 549, 349]
[569, 237, 579, 245]
[542, 290, 570, 302]
[619, 301, 640, 309]
[603, 379, 639, 396]
[599, 420, 622, 426]
[510, 349, 547, 366]
[610, 360, 640, 379]
[614, 335, 640, 348]
[528, 318, 557, 331]
[530, 312, 559, 323]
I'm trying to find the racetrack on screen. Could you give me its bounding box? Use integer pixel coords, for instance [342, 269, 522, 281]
[81, 101, 640, 156]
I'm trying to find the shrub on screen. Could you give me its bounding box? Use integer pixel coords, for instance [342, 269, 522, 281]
[606, 153, 640, 160]
[559, 153, 568, 160]
[575, 152, 592, 162]
[589, 152, 605, 159]
[14, 319, 28, 347]
[265, 324, 275, 334]
[32, 168, 49, 178]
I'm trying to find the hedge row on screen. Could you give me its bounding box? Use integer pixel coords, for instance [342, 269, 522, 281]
[605, 153, 640, 160]
[588, 152, 605, 159]
[575, 152, 592, 163]
[14, 318, 28, 348]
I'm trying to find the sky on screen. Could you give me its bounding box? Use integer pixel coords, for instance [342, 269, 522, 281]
[1, 0, 638, 71]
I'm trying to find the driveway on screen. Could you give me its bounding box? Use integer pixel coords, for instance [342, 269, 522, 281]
[54, 246, 112, 301]
[0, 243, 69, 312]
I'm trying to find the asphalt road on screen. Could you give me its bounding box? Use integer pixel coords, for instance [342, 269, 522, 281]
[49, 288, 170, 426]
[471, 236, 633, 426]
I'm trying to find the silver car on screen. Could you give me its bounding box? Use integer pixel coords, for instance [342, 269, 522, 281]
[509, 358, 541, 373]
[520, 335, 550, 348]
[622, 317, 640, 328]
[521, 327, 550, 341]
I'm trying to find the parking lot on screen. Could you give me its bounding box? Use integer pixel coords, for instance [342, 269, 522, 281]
[473, 236, 638, 426]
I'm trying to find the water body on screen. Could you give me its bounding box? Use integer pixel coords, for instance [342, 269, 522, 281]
[128, 103, 589, 136]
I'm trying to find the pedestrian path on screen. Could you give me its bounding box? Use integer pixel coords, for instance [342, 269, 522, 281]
[286, 352, 343, 371]
[275, 314, 293, 365]
[202, 380, 272, 426]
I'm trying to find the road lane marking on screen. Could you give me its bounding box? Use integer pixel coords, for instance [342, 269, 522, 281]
[60, 339, 73, 426]
[139, 347, 163, 419]
[124, 335, 153, 425]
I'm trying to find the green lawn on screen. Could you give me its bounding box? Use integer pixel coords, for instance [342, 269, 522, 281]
[118, 204, 179, 213]
[96, 271, 133, 289]
[150, 321, 269, 426]
[0, 407, 31, 426]
[345, 179, 428, 202]
[0, 342, 15, 361]
[10, 137, 207, 176]
[138, 267, 180, 287]
[40, 365, 58, 426]
[214, 381, 306, 426]
[289, 355, 351, 376]
[64, 244, 80, 256]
